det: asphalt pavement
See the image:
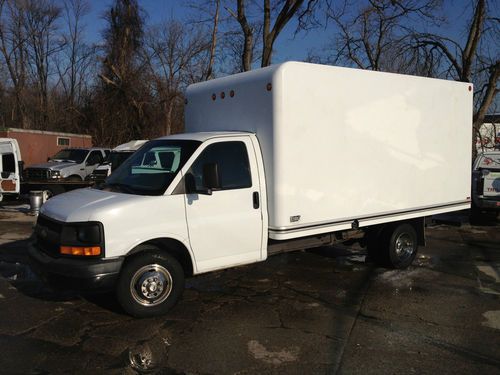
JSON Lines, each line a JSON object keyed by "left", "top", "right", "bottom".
{"left": 0, "top": 204, "right": 499, "bottom": 374}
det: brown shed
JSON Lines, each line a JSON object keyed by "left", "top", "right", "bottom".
{"left": 0, "top": 128, "right": 92, "bottom": 167}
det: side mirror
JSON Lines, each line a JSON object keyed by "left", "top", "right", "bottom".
{"left": 185, "top": 172, "right": 212, "bottom": 195}
{"left": 18, "top": 160, "right": 24, "bottom": 174}
{"left": 203, "top": 163, "right": 221, "bottom": 190}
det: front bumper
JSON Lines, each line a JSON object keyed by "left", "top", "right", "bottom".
{"left": 473, "top": 196, "right": 500, "bottom": 211}
{"left": 29, "top": 244, "right": 123, "bottom": 292}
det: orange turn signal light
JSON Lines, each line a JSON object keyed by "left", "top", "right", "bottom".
{"left": 60, "top": 246, "right": 101, "bottom": 256}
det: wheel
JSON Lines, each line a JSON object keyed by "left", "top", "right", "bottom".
{"left": 116, "top": 250, "right": 185, "bottom": 317}
{"left": 384, "top": 223, "right": 418, "bottom": 269}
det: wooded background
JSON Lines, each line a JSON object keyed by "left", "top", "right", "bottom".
{"left": 0, "top": 0, "right": 498, "bottom": 157}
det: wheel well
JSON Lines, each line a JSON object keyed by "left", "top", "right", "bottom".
{"left": 126, "top": 238, "right": 194, "bottom": 277}
{"left": 67, "top": 175, "right": 82, "bottom": 180}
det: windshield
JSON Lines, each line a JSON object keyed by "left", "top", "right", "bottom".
{"left": 101, "top": 139, "right": 200, "bottom": 195}
{"left": 108, "top": 151, "right": 134, "bottom": 172}
{"left": 477, "top": 154, "right": 500, "bottom": 171}
{"left": 51, "top": 149, "right": 88, "bottom": 163}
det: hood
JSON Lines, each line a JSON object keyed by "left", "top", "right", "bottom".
{"left": 28, "top": 161, "right": 77, "bottom": 170}
{"left": 40, "top": 188, "right": 151, "bottom": 222}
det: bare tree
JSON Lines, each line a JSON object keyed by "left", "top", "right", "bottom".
{"left": 94, "top": 0, "right": 151, "bottom": 145}
{"left": 0, "top": 0, "right": 29, "bottom": 128}
{"left": 206, "top": 0, "right": 220, "bottom": 79}
{"left": 143, "top": 20, "right": 211, "bottom": 135}
{"left": 226, "top": 0, "right": 319, "bottom": 71}
{"left": 413, "top": 0, "right": 499, "bottom": 157}
{"left": 53, "top": 0, "right": 95, "bottom": 132}
{"left": 23, "top": 0, "right": 62, "bottom": 129}
{"left": 322, "top": 0, "right": 440, "bottom": 73}
{"left": 225, "top": 0, "right": 255, "bottom": 71}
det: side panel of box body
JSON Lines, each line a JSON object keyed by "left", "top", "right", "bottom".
{"left": 273, "top": 62, "right": 472, "bottom": 230}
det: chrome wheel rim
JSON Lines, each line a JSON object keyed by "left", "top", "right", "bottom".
{"left": 394, "top": 233, "right": 415, "bottom": 260}
{"left": 130, "top": 264, "right": 173, "bottom": 307}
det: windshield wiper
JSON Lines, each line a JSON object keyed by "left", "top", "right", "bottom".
{"left": 103, "top": 182, "right": 136, "bottom": 194}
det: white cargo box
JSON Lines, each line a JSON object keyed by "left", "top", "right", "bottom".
{"left": 185, "top": 62, "right": 472, "bottom": 238}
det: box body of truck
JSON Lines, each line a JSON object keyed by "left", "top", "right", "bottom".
{"left": 186, "top": 62, "right": 472, "bottom": 239}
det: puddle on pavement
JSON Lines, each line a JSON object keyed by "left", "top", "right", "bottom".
{"left": 0, "top": 261, "right": 39, "bottom": 282}
{"left": 482, "top": 310, "right": 500, "bottom": 330}
{"left": 335, "top": 254, "right": 367, "bottom": 271}
{"left": 376, "top": 268, "right": 430, "bottom": 290}
{"left": 476, "top": 264, "right": 500, "bottom": 283}
{"left": 128, "top": 336, "right": 171, "bottom": 373}
{"left": 247, "top": 339, "right": 299, "bottom": 365}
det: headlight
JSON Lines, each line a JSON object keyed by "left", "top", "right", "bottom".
{"left": 60, "top": 222, "right": 104, "bottom": 256}
{"left": 50, "top": 170, "right": 61, "bottom": 178}
{"left": 77, "top": 225, "right": 101, "bottom": 243}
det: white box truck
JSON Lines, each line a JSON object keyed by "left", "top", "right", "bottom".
{"left": 29, "top": 62, "right": 472, "bottom": 317}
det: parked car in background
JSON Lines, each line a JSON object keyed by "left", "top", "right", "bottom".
{"left": 87, "top": 140, "right": 147, "bottom": 184}
{"left": 471, "top": 151, "right": 500, "bottom": 218}
{"left": 24, "top": 148, "right": 110, "bottom": 183}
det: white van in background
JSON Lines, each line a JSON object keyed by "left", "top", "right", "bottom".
{"left": 0, "top": 138, "right": 22, "bottom": 202}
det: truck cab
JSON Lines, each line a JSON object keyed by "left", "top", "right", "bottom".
{"left": 29, "top": 133, "right": 266, "bottom": 317}
{"left": 0, "top": 138, "right": 22, "bottom": 202}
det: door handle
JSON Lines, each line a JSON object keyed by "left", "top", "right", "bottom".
{"left": 252, "top": 191, "right": 260, "bottom": 209}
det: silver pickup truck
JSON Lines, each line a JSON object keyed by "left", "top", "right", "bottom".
{"left": 471, "top": 151, "right": 500, "bottom": 218}
{"left": 24, "top": 148, "right": 110, "bottom": 182}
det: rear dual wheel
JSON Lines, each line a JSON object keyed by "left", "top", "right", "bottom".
{"left": 368, "top": 223, "right": 418, "bottom": 269}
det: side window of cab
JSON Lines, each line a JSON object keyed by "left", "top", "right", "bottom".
{"left": 87, "top": 151, "right": 103, "bottom": 166}
{"left": 188, "top": 141, "right": 252, "bottom": 191}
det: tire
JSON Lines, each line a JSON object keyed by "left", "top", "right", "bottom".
{"left": 66, "top": 175, "right": 82, "bottom": 182}
{"left": 383, "top": 223, "right": 418, "bottom": 269}
{"left": 116, "top": 250, "right": 185, "bottom": 318}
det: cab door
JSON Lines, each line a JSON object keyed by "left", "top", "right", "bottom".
{"left": 0, "top": 140, "right": 20, "bottom": 197}
{"left": 183, "top": 137, "right": 264, "bottom": 273}
{"left": 83, "top": 150, "right": 104, "bottom": 177}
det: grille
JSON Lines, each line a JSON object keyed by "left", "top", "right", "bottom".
{"left": 25, "top": 168, "right": 50, "bottom": 180}
{"left": 35, "top": 214, "right": 62, "bottom": 257}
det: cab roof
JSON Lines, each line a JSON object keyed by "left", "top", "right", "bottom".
{"left": 157, "top": 131, "right": 254, "bottom": 142}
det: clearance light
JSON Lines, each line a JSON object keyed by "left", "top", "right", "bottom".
{"left": 211, "top": 93, "right": 216, "bottom": 101}
{"left": 266, "top": 83, "right": 272, "bottom": 91}
{"left": 60, "top": 246, "right": 101, "bottom": 256}
{"left": 220, "top": 91, "right": 225, "bottom": 99}
{"left": 230, "top": 90, "right": 235, "bottom": 97}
